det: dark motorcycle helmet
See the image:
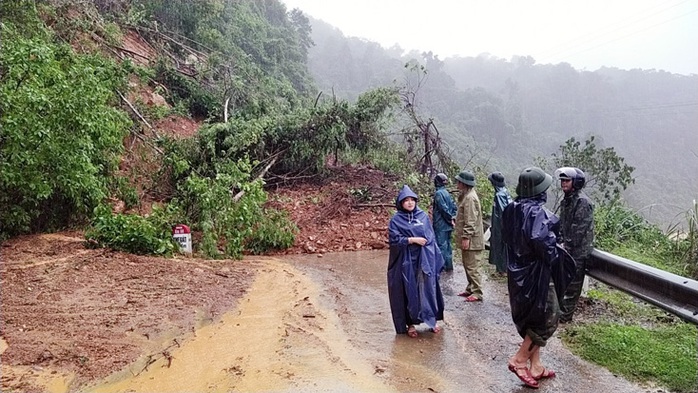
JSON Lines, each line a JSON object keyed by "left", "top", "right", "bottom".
{"left": 434, "top": 173, "right": 449, "bottom": 187}
{"left": 554, "top": 167, "right": 586, "bottom": 191}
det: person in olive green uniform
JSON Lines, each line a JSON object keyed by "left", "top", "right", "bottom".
{"left": 453, "top": 170, "right": 485, "bottom": 302}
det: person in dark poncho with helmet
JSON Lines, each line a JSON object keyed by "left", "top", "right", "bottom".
{"left": 501, "top": 167, "right": 576, "bottom": 389}
{"left": 554, "top": 167, "right": 595, "bottom": 323}
{"left": 387, "top": 185, "right": 445, "bottom": 338}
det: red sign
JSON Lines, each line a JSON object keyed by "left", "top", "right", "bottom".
{"left": 173, "top": 224, "right": 191, "bottom": 235}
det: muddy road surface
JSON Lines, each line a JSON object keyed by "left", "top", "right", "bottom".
{"left": 1, "top": 234, "right": 652, "bottom": 393}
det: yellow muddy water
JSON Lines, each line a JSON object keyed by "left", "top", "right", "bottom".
{"left": 83, "top": 258, "right": 396, "bottom": 393}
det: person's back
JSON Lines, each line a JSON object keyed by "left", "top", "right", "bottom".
{"left": 488, "top": 172, "right": 512, "bottom": 275}
{"left": 500, "top": 166, "right": 575, "bottom": 389}
{"left": 502, "top": 194, "right": 557, "bottom": 263}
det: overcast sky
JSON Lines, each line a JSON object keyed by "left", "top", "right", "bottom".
{"left": 281, "top": 0, "right": 698, "bottom": 75}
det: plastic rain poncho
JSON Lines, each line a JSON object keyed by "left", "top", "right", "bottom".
{"left": 501, "top": 193, "right": 576, "bottom": 343}
{"left": 387, "top": 185, "right": 444, "bottom": 333}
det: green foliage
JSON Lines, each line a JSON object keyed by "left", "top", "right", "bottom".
{"left": 475, "top": 171, "right": 495, "bottom": 220}
{"left": 85, "top": 205, "right": 179, "bottom": 256}
{"left": 669, "top": 199, "right": 698, "bottom": 279}
{"left": 245, "top": 209, "right": 297, "bottom": 254}
{"left": 346, "top": 87, "right": 400, "bottom": 152}
{"left": 546, "top": 136, "right": 635, "bottom": 204}
{"left": 0, "top": 17, "right": 130, "bottom": 239}
{"left": 172, "top": 159, "right": 266, "bottom": 259}
{"left": 562, "top": 322, "right": 697, "bottom": 392}
{"left": 594, "top": 202, "right": 694, "bottom": 276}
{"left": 126, "top": 0, "right": 315, "bottom": 122}
{"left": 586, "top": 287, "right": 674, "bottom": 322}
{"left": 0, "top": 0, "right": 43, "bottom": 30}
{"left": 594, "top": 202, "right": 663, "bottom": 249}
{"left": 109, "top": 177, "right": 140, "bottom": 210}
{"left": 153, "top": 62, "right": 219, "bottom": 119}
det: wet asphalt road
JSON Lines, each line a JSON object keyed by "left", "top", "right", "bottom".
{"left": 287, "top": 249, "right": 652, "bottom": 393}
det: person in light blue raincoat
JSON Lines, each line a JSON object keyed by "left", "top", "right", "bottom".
{"left": 432, "top": 173, "right": 457, "bottom": 272}
{"left": 387, "top": 185, "right": 445, "bottom": 338}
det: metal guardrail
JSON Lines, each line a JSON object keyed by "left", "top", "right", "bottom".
{"left": 587, "top": 248, "right": 698, "bottom": 325}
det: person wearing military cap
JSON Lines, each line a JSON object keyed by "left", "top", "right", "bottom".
{"left": 453, "top": 170, "right": 485, "bottom": 302}
{"left": 487, "top": 171, "right": 512, "bottom": 276}
{"left": 501, "top": 167, "right": 576, "bottom": 388}
{"left": 554, "top": 167, "right": 595, "bottom": 323}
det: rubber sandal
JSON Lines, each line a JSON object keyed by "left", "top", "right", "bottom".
{"left": 431, "top": 326, "right": 442, "bottom": 334}
{"left": 464, "top": 295, "right": 482, "bottom": 302}
{"left": 457, "top": 291, "right": 472, "bottom": 297}
{"left": 532, "top": 368, "right": 556, "bottom": 380}
{"left": 508, "top": 363, "right": 539, "bottom": 389}
{"left": 407, "top": 326, "right": 418, "bottom": 338}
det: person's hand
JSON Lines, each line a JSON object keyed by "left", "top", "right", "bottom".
{"left": 461, "top": 238, "right": 470, "bottom": 250}
{"left": 410, "top": 237, "right": 427, "bottom": 246}
{"left": 451, "top": 218, "right": 456, "bottom": 227}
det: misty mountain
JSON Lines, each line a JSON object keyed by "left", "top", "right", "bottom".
{"left": 303, "top": 16, "right": 698, "bottom": 229}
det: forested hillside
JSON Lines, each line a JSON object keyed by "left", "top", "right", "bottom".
{"left": 0, "top": 0, "right": 401, "bottom": 253}
{"left": 306, "top": 16, "right": 698, "bottom": 229}
{"left": 1, "top": 0, "right": 696, "bottom": 265}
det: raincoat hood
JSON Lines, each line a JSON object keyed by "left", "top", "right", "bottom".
{"left": 395, "top": 185, "right": 419, "bottom": 211}
{"left": 388, "top": 185, "right": 445, "bottom": 334}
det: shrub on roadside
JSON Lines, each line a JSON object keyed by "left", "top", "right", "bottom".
{"left": 244, "top": 209, "right": 297, "bottom": 255}
{"left": 85, "top": 204, "right": 179, "bottom": 256}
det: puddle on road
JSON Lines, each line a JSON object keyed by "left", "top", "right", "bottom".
{"left": 84, "top": 258, "right": 397, "bottom": 393}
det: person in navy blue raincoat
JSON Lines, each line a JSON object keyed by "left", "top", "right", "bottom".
{"left": 387, "top": 185, "right": 445, "bottom": 338}
{"left": 501, "top": 167, "right": 576, "bottom": 388}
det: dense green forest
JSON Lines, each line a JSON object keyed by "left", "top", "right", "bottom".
{"left": 1, "top": 0, "right": 401, "bottom": 256}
